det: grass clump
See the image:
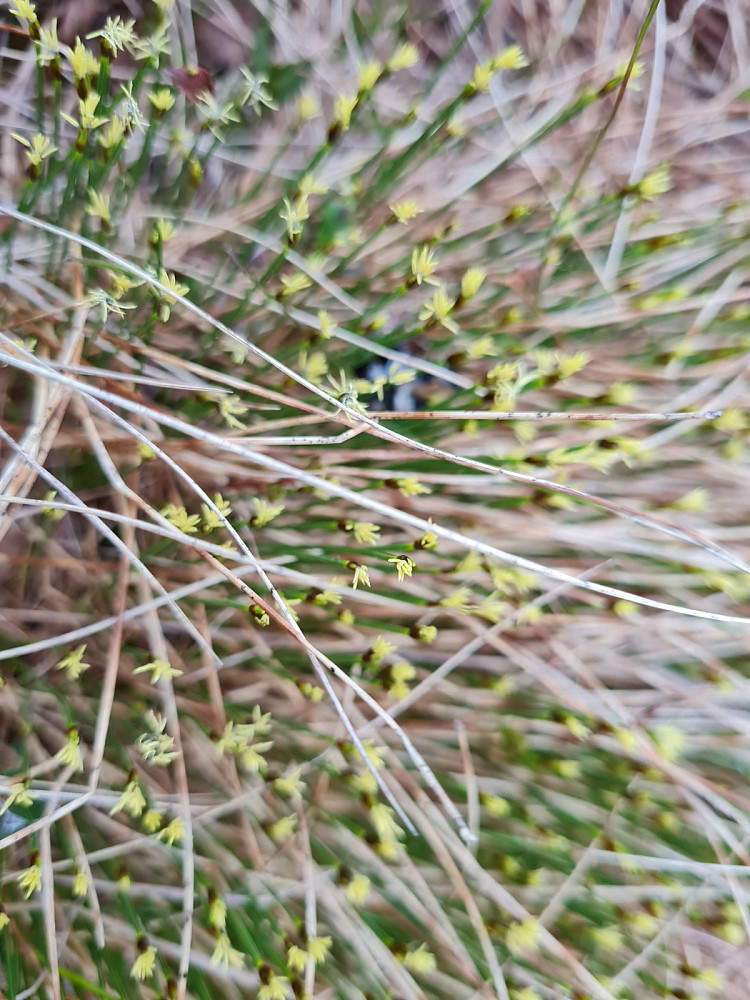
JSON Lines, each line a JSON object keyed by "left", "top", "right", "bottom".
{"left": 1, "top": 1, "right": 749, "bottom": 999}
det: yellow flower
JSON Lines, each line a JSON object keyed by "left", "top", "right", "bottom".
{"left": 110, "top": 778, "right": 146, "bottom": 818}
{"left": 134, "top": 657, "right": 182, "bottom": 683}
{"left": 723, "top": 438, "right": 745, "bottom": 460}
{"left": 394, "top": 476, "right": 430, "bottom": 496}
{"left": 506, "top": 917, "right": 540, "bottom": 953}
{"left": 152, "top": 218, "right": 175, "bottom": 242}
{"left": 401, "top": 943, "right": 436, "bottom": 974}
{"left": 9, "top": 0, "right": 38, "bottom": 25}
{"left": 612, "top": 58, "right": 645, "bottom": 88}
{"left": 470, "top": 595, "right": 509, "bottom": 623}
{"left": 55, "top": 729, "right": 83, "bottom": 771}
{"left": 466, "top": 335, "right": 494, "bottom": 360}
{"left": 251, "top": 497, "right": 284, "bottom": 527}
{"left": 492, "top": 45, "right": 528, "bottom": 70}
{"left": 455, "top": 550, "right": 482, "bottom": 574}
{"left": 606, "top": 380, "right": 636, "bottom": 405}
{"left": 413, "top": 625, "right": 437, "bottom": 643}
{"left": 718, "top": 921, "right": 744, "bottom": 945}
{"left": 155, "top": 268, "right": 189, "bottom": 320}
{"left": 344, "top": 873, "right": 370, "bottom": 905}
{"left": 551, "top": 759, "right": 580, "bottom": 780}
{"left": 208, "top": 895, "right": 227, "bottom": 930}
{"left": 419, "top": 284, "right": 459, "bottom": 333}
{"left": 158, "top": 268, "right": 189, "bottom": 303}
{"left": 447, "top": 114, "right": 465, "bottom": 137}
{"left": 10, "top": 132, "right": 56, "bottom": 167}
{"left": 86, "top": 189, "right": 111, "bottom": 224}
{"left": 317, "top": 308, "right": 334, "bottom": 338}
{"left": 273, "top": 767, "right": 305, "bottom": 799}
{"left": 215, "top": 721, "right": 246, "bottom": 755}
{"left": 257, "top": 973, "right": 290, "bottom": 1000}
{"left": 210, "top": 932, "right": 244, "bottom": 969}
{"left": 38, "top": 20, "right": 60, "bottom": 65}
{"left": 482, "top": 793, "right": 511, "bottom": 817}
{"left": 160, "top": 503, "right": 200, "bottom": 534}
{"left": 280, "top": 272, "right": 312, "bottom": 296}
{"left": 358, "top": 61, "right": 382, "bottom": 92}
{"left": 0, "top": 912, "right": 10, "bottom": 931}
{"left": 286, "top": 944, "right": 307, "bottom": 974}
{"left": 296, "top": 92, "right": 321, "bottom": 120}
{"left": 638, "top": 164, "right": 671, "bottom": 200}
{"left": 695, "top": 968, "right": 723, "bottom": 989}
{"left": 469, "top": 59, "right": 495, "bottom": 93}
{"left": 142, "top": 808, "right": 163, "bottom": 833}
{"left": 17, "top": 861, "right": 42, "bottom": 898}
{"left": 591, "top": 926, "right": 624, "bottom": 952}
{"left": 40, "top": 488, "right": 64, "bottom": 521}
{"left": 375, "top": 836, "right": 401, "bottom": 861}
{"left": 358, "top": 739, "right": 386, "bottom": 768}
{"left": 348, "top": 521, "right": 379, "bottom": 544}
{"left": 298, "top": 348, "right": 327, "bottom": 381}
{"left": 370, "top": 803, "right": 403, "bottom": 840}
{"left": 56, "top": 644, "right": 90, "bottom": 680}
{"left": 390, "top": 364, "right": 416, "bottom": 386}
{"left": 651, "top": 724, "right": 685, "bottom": 761}
{"left": 368, "top": 635, "right": 396, "bottom": 662}
{"left": 217, "top": 396, "right": 248, "bottom": 429}
{"left": 389, "top": 199, "right": 422, "bottom": 224}
{"left": 628, "top": 912, "right": 658, "bottom": 936}
{"left": 73, "top": 868, "right": 89, "bottom": 897}
{"left": 130, "top": 944, "right": 157, "bottom": 980}
{"left": 388, "top": 555, "right": 415, "bottom": 582}
{"left": 68, "top": 37, "right": 98, "bottom": 79}
{"left": 713, "top": 407, "right": 746, "bottom": 433}
{"left": 109, "top": 272, "right": 142, "bottom": 299}
{"left": 157, "top": 816, "right": 185, "bottom": 845}
{"left": 350, "top": 563, "right": 371, "bottom": 590}
{"left": 149, "top": 87, "right": 175, "bottom": 112}
{"left": 388, "top": 43, "right": 419, "bottom": 71}
{"left": 491, "top": 675, "right": 515, "bottom": 698}
{"left": 280, "top": 195, "right": 309, "bottom": 241}
{"left": 414, "top": 528, "right": 437, "bottom": 550}
{"left": 268, "top": 814, "right": 296, "bottom": 840}
{"left": 201, "top": 493, "right": 232, "bottom": 532}
{"left": 564, "top": 715, "right": 591, "bottom": 741}
{"left": 64, "top": 93, "right": 108, "bottom": 131}
{"left": 350, "top": 769, "right": 378, "bottom": 795}
{"left": 333, "top": 93, "right": 358, "bottom": 131}
{"left": 307, "top": 935, "right": 332, "bottom": 963}
{"left": 391, "top": 661, "right": 415, "bottom": 685}
{"left": 98, "top": 115, "right": 127, "bottom": 150}
{"left": 460, "top": 267, "right": 485, "bottom": 300}
{"left": 555, "top": 351, "right": 590, "bottom": 379}
{"left": 0, "top": 782, "right": 34, "bottom": 815}
{"left": 410, "top": 245, "right": 440, "bottom": 286}
{"left": 671, "top": 488, "right": 709, "bottom": 512}
{"left": 312, "top": 589, "right": 341, "bottom": 606}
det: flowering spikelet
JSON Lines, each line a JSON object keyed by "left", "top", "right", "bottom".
{"left": 130, "top": 943, "right": 157, "bottom": 980}
{"left": 401, "top": 943, "right": 436, "bottom": 974}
